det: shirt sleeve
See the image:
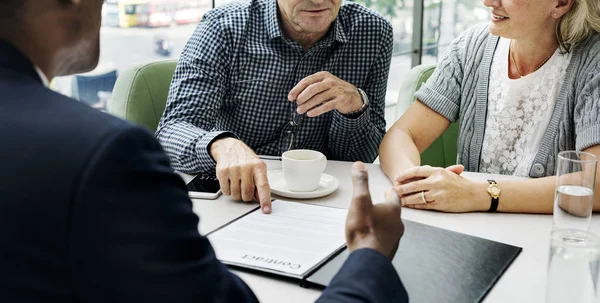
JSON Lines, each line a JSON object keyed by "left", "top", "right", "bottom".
{"left": 575, "top": 69, "right": 600, "bottom": 151}
{"left": 156, "top": 18, "right": 236, "bottom": 175}
{"left": 414, "top": 29, "right": 473, "bottom": 123}
{"left": 327, "top": 22, "right": 392, "bottom": 163}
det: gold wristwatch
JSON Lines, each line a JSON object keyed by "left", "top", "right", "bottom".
{"left": 486, "top": 180, "right": 501, "bottom": 212}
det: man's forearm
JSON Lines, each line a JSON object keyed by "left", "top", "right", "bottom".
{"left": 156, "top": 121, "right": 231, "bottom": 174}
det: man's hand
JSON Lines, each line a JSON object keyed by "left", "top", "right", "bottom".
{"left": 288, "top": 71, "right": 364, "bottom": 117}
{"left": 345, "top": 162, "right": 404, "bottom": 260}
{"left": 210, "top": 137, "right": 272, "bottom": 214}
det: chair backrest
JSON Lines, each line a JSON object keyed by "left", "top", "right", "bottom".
{"left": 108, "top": 60, "right": 177, "bottom": 132}
{"left": 395, "top": 64, "right": 459, "bottom": 168}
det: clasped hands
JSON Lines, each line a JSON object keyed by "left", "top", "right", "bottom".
{"left": 391, "top": 165, "right": 489, "bottom": 213}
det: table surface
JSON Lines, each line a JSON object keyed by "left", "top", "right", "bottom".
{"left": 185, "top": 160, "right": 600, "bottom": 303}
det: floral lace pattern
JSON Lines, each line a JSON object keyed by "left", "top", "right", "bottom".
{"left": 480, "top": 38, "right": 571, "bottom": 176}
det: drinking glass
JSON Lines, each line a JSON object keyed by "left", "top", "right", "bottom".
{"left": 553, "top": 151, "right": 598, "bottom": 232}
{"left": 546, "top": 229, "right": 600, "bottom": 303}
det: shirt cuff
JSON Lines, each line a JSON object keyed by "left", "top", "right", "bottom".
{"left": 415, "top": 86, "right": 460, "bottom": 122}
{"left": 333, "top": 106, "right": 370, "bottom": 130}
{"left": 576, "top": 124, "right": 600, "bottom": 151}
{"left": 195, "top": 131, "right": 238, "bottom": 175}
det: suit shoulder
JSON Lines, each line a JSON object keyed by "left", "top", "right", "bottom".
{"left": 35, "top": 88, "right": 153, "bottom": 157}
{"left": 53, "top": 91, "right": 133, "bottom": 134}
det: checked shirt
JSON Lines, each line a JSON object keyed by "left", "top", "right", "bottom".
{"left": 156, "top": 0, "right": 393, "bottom": 176}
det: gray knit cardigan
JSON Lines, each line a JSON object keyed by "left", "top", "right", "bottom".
{"left": 415, "top": 24, "right": 600, "bottom": 177}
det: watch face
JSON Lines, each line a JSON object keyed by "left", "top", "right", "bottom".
{"left": 489, "top": 185, "right": 501, "bottom": 196}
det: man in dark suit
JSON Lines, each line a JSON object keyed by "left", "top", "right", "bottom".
{"left": 0, "top": 0, "right": 409, "bottom": 302}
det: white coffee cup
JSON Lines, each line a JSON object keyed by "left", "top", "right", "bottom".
{"left": 282, "top": 150, "right": 327, "bottom": 192}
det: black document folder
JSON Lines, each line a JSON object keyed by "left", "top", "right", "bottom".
{"left": 304, "top": 220, "right": 522, "bottom": 303}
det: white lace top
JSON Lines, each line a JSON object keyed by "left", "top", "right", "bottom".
{"left": 480, "top": 38, "right": 572, "bottom": 176}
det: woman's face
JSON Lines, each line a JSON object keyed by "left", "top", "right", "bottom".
{"left": 482, "top": 0, "right": 558, "bottom": 40}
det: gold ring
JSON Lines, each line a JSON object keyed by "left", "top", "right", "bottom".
{"left": 421, "top": 191, "right": 427, "bottom": 204}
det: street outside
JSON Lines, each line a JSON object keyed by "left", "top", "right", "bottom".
{"left": 98, "top": 24, "right": 198, "bottom": 72}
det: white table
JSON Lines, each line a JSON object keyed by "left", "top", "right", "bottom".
{"left": 187, "top": 160, "right": 600, "bottom": 303}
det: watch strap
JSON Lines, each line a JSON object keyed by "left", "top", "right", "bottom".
{"left": 487, "top": 179, "right": 499, "bottom": 212}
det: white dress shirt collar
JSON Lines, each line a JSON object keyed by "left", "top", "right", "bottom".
{"left": 34, "top": 66, "right": 50, "bottom": 88}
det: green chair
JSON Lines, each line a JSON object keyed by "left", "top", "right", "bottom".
{"left": 394, "top": 64, "right": 459, "bottom": 168}
{"left": 109, "top": 60, "right": 178, "bottom": 132}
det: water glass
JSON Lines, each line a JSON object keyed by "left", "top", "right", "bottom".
{"left": 546, "top": 229, "right": 600, "bottom": 303}
{"left": 553, "top": 151, "right": 598, "bottom": 232}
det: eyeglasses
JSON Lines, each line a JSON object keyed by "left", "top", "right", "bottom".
{"left": 286, "top": 105, "right": 305, "bottom": 151}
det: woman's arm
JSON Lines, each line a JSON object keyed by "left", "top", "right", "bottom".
{"left": 499, "top": 145, "right": 600, "bottom": 213}
{"left": 379, "top": 100, "right": 450, "bottom": 181}
{"left": 394, "top": 145, "right": 600, "bottom": 213}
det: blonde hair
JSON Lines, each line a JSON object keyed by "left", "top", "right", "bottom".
{"left": 557, "top": 0, "right": 600, "bottom": 52}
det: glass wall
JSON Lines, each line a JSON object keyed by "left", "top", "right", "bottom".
{"left": 421, "top": 0, "right": 489, "bottom": 66}
{"left": 52, "top": 0, "right": 489, "bottom": 116}
{"left": 350, "top": 0, "right": 488, "bottom": 126}
{"left": 52, "top": 0, "right": 211, "bottom": 110}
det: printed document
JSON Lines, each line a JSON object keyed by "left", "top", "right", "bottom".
{"left": 207, "top": 201, "right": 347, "bottom": 277}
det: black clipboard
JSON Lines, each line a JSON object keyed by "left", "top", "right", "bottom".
{"left": 304, "top": 220, "right": 522, "bottom": 303}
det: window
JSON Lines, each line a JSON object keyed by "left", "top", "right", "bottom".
{"left": 421, "top": 0, "right": 490, "bottom": 66}
{"left": 52, "top": 0, "right": 488, "bottom": 118}
{"left": 52, "top": 0, "right": 211, "bottom": 110}
{"left": 351, "top": 0, "right": 488, "bottom": 126}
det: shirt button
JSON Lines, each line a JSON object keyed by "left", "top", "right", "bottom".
{"left": 532, "top": 163, "right": 545, "bottom": 176}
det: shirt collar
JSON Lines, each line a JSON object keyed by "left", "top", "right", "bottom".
{"left": 266, "top": 0, "right": 282, "bottom": 40}
{"left": 266, "top": 0, "right": 348, "bottom": 45}
{"left": 332, "top": 14, "right": 348, "bottom": 44}
{"left": 34, "top": 66, "right": 50, "bottom": 88}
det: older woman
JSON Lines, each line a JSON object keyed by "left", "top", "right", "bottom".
{"left": 379, "top": 0, "right": 600, "bottom": 213}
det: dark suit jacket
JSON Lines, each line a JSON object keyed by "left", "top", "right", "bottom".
{"left": 0, "top": 40, "right": 408, "bottom": 302}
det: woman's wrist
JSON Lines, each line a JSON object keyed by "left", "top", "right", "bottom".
{"left": 470, "top": 179, "right": 493, "bottom": 212}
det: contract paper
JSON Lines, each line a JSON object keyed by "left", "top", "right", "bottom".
{"left": 207, "top": 200, "right": 347, "bottom": 277}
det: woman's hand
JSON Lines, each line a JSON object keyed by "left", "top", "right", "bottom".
{"left": 392, "top": 165, "right": 490, "bottom": 213}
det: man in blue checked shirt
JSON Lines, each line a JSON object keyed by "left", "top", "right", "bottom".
{"left": 157, "top": 0, "right": 393, "bottom": 212}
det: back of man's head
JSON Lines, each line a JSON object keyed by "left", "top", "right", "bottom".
{"left": 0, "top": 0, "right": 104, "bottom": 79}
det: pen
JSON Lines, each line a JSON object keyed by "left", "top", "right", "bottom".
{"left": 258, "top": 155, "right": 282, "bottom": 161}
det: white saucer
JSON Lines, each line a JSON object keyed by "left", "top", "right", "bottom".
{"left": 268, "top": 171, "right": 340, "bottom": 199}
